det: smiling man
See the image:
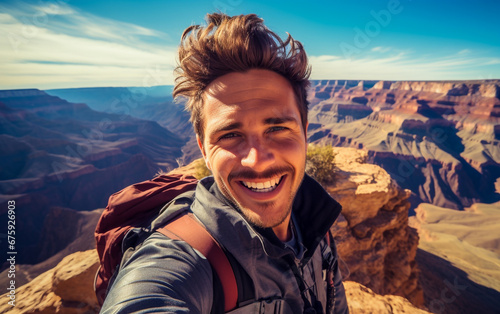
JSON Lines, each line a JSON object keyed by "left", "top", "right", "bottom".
{"left": 101, "top": 13, "right": 348, "bottom": 314}
{"left": 201, "top": 69, "right": 307, "bottom": 241}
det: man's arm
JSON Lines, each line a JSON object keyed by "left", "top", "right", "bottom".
{"left": 100, "top": 232, "right": 214, "bottom": 313}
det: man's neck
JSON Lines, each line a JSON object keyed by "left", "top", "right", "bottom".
{"left": 272, "top": 215, "right": 292, "bottom": 242}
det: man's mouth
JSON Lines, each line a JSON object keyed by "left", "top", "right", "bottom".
{"left": 240, "top": 175, "right": 284, "bottom": 193}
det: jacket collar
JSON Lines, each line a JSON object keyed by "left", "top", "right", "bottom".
{"left": 190, "top": 174, "right": 342, "bottom": 262}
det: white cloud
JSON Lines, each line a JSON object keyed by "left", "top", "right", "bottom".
{"left": 309, "top": 50, "right": 500, "bottom": 81}
{"left": 371, "top": 46, "right": 391, "bottom": 53}
{"left": 483, "top": 58, "right": 500, "bottom": 65}
{"left": 34, "top": 2, "right": 75, "bottom": 15}
{"left": 0, "top": 2, "right": 177, "bottom": 89}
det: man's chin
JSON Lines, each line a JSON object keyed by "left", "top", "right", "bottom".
{"left": 236, "top": 201, "right": 291, "bottom": 229}
{"left": 216, "top": 178, "right": 293, "bottom": 228}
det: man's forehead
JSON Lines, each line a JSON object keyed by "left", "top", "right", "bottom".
{"left": 205, "top": 104, "right": 300, "bottom": 126}
{"left": 201, "top": 69, "right": 301, "bottom": 134}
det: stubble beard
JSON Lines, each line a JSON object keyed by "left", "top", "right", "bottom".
{"left": 216, "top": 166, "right": 304, "bottom": 229}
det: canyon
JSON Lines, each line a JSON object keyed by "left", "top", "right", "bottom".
{"left": 1, "top": 79, "right": 499, "bottom": 313}
{"left": 307, "top": 79, "right": 500, "bottom": 211}
{"left": 0, "top": 89, "right": 186, "bottom": 266}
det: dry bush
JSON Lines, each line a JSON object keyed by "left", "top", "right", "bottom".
{"left": 193, "top": 158, "right": 212, "bottom": 179}
{"left": 306, "top": 144, "right": 337, "bottom": 185}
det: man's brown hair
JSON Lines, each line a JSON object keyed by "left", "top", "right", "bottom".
{"left": 173, "top": 13, "right": 311, "bottom": 142}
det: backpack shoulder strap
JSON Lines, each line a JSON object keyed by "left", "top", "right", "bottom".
{"left": 157, "top": 212, "right": 238, "bottom": 312}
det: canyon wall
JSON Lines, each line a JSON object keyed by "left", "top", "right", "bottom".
{"left": 327, "top": 147, "right": 423, "bottom": 306}
{"left": 0, "top": 89, "right": 186, "bottom": 266}
{"left": 308, "top": 79, "right": 500, "bottom": 210}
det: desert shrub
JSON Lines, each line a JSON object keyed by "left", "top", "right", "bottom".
{"left": 306, "top": 144, "right": 337, "bottom": 185}
{"left": 193, "top": 158, "right": 212, "bottom": 179}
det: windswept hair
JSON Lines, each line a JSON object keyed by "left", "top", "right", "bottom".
{"left": 173, "top": 13, "right": 311, "bottom": 142}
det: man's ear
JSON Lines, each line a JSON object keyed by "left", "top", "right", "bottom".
{"left": 304, "top": 122, "right": 309, "bottom": 152}
{"left": 197, "top": 135, "right": 211, "bottom": 170}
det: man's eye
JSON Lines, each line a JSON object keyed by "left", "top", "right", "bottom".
{"left": 268, "top": 126, "right": 286, "bottom": 133}
{"left": 219, "top": 133, "right": 239, "bottom": 140}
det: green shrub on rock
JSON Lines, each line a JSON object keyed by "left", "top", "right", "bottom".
{"left": 306, "top": 144, "right": 337, "bottom": 185}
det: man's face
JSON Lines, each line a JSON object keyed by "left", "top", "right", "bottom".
{"left": 198, "top": 69, "right": 308, "bottom": 230}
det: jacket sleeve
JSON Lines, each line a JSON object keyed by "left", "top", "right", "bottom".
{"left": 100, "top": 232, "right": 214, "bottom": 314}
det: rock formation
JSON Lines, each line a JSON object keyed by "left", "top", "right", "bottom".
{"left": 345, "top": 281, "right": 430, "bottom": 313}
{"left": 0, "top": 89, "right": 186, "bottom": 267}
{"left": 46, "top": 86, "right": 193, "bottom": 137}
{"left": 307, "top": 79, "right": 500, "bottom": 211}
{"left": 327, "top": 147, "right": 423, "bottom": 307}
{"left": 0, "top": 250, "right": 100, "bottom": 314}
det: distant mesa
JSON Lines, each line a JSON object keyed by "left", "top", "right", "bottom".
{"left": 307, "top": 79, "right": 500, "bottom": 211}
{"left": 0, "top": 89, "right": 186, "bottom": 267}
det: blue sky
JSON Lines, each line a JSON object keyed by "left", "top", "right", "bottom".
{"left": 1, "top": 0, "right": 499, "bottom": 89}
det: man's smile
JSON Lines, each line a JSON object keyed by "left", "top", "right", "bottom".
{"left": 240, "top": 175, "right": 284, "bottom": 193}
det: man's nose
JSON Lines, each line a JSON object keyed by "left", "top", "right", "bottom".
{"left": 240, "top": 139, "right": 275, "bottom": 171}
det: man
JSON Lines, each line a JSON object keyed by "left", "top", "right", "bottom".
{"left": 101, "top": 13, "right": 348, "bottom": 313}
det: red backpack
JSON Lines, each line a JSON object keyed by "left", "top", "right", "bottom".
{"left": 94, "top": 174, "right": 238, "bottom": 311}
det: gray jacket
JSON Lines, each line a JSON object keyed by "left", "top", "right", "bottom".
{"left": 101, "top": 175, "right": 348, "bottom": 313}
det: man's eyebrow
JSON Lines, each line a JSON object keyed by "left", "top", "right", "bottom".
{"left": 210, "top": 117, "right": 298, "bottom": 136}
{"left": 211, "top": 122, "right": 242, "bottom": 135}
{"left": 264, "top": 116, "right": 298, "bottom": 125}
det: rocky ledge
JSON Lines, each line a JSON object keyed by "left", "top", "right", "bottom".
{"left": 0, "top": 250, "right": 100, "bottom": 313}
{"left": 328, "top": 147, "right": 423, "bottom": 306}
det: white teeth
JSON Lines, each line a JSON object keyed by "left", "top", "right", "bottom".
{"left": 241, "top": 176, "right": 282, "bottom": 193}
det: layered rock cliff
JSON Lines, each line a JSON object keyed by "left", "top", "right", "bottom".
{"left": 308, "top": 79, "right": 500, "bottom": 210}
{"left": 0, "top": 89, "right": 186, "bottom": 266}
{"left": 327, "top": 147, "right": 423, "bottom": 306}
{"left": 0, "top": 207, "right": 103, "bottom": 290}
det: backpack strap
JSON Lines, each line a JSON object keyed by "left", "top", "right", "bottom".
{"left": 157, "top": 212, "right": 238, "bottom": 312}
{"left": 324, "top": 230, "right": 335, "bottom": 313}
